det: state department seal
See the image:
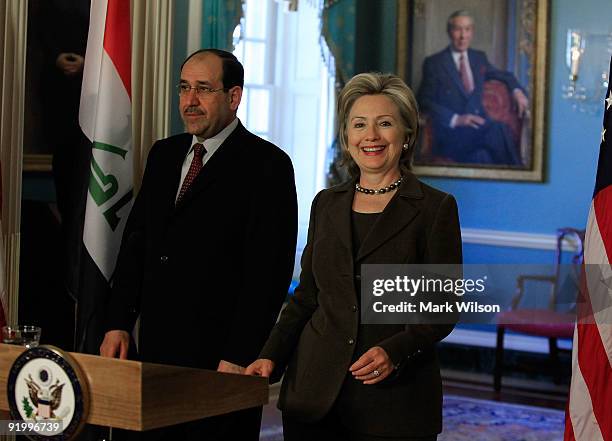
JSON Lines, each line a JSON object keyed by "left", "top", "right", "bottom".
{"left": 7, "top": 345, "right": 89, "bottom": 440}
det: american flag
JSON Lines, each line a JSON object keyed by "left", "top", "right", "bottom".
{"left": 564, "top": 56, "right": 612, "bottom": 441}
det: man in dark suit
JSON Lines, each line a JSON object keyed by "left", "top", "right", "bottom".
{"left": 100, "top": 49, "right": 298, "bottom": 440}
{"left": 418, "top": 10, "right": 529, "bottom": 165}
{"left": 37, "top": 0, "right": 91, "bottom": 302}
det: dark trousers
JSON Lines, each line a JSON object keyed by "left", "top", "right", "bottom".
{"left": 282, "top": 413, "right": 437, "bottom": 441}
{"left": 436, "top": 119, "right": 520, "bottom": 166}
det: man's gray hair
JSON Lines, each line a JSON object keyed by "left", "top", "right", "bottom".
{"left": 447, "top": 10, "right": 474, "bottom": 34}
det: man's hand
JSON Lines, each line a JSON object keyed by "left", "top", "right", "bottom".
{"left": 56, "top": 52, "right": 84, "bottom": 76}
{"left": 217, "top": 360, "right": 246, "bottom": 374}
{"left": 100, "top": 330, "right": 130, "bottom": 359}
{"left": 349, "top": 346, "right": 395, "bottom": 385}
{"left": 455, "top": 113, "right": 486, "bottom": 129}
{"left": 513, "top": 89, "right": 529, "bottom": 118}
{"left": 245, "top": 359, "right": 275, "bottom": 377}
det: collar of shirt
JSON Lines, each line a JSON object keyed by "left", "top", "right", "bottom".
{"left": 176, "top": 118, "right": 240, "bottom": 201}
{"left": 186, "top": 117, "right": 240, "bottom": 164}
{"left": 451, "top": 49, "right": 469, "bottom": 69}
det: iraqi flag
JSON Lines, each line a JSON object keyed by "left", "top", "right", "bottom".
{"left": 564, "top": 56, "right": 612, "bottom": 441}
{"left": 77, "top": 0, "right": 133, "bottom": 352}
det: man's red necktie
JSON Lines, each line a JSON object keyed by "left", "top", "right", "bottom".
{"left": 177, "top": 143, "right": 206, "bottom": 203}
{"left": 459, "top": 53, "right": 473, "bottom": 94}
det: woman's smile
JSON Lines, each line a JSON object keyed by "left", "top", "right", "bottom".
{"left": 361, "top": 145, "right": 387, "bottom": 155}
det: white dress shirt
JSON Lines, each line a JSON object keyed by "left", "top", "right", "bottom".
{"left": 176, "top": 117, "right": 239, "bottom": 200}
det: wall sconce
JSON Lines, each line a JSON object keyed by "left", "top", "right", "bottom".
{"left": 562, "top": 29, "right": 612, "bottom": 113}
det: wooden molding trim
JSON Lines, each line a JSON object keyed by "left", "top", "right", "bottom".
{"left": 443, "top": 327, "right": 572, "bottom": 353}
{"left": 1, "top": 0, "right": 27, "bottom": 329}
{"left": 5, "top": 234, "right": 20, "bottom": 326}
{"left": 131, "top": 0, "right": 174, "bottom": 187}
{"left": 22, "top": 154, "right": 52, "bottom": 172}
{"left": 461, "top": 228, "right": 580, "bottom": 252}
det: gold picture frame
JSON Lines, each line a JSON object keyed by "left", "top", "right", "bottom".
{"left": 24, "top": 154, "right": 52, "bottom": 172}
{"left": 397, "top": 0, "right": 549, "bottom": 181}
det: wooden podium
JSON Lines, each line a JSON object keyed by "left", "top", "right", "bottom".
{"left": 0, "top": 344, "right": 268, "bottom": 431}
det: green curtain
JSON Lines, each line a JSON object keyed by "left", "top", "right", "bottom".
{"left": 321, "top": 0, "right": 356, "bottom": 186}
{"left": 201, "top": 0, "right": 243, "bottom": 51}
{"left": 322, "top": 0, "right": 356, "bottom": 86}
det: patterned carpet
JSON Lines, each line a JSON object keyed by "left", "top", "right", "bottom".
{"left": 440, "top": 395, "right": 564, "bottom": 441}
{"left": 260, "top": 395, "right": 565, "bottom": 441}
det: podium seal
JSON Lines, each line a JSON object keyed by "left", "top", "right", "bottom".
{"left": 7, "top": 345, "right": 89, "bottom": 440}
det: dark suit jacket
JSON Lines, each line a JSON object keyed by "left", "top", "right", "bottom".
{"left": 105, "top": 122, "right": 298, "bottom": 370}
{"left": 259, "top": 174, "right": 462, "bottom": 437}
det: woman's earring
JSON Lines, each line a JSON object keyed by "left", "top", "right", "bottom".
{"left": 402, "top": 143, "right": 409, "bottom": 151}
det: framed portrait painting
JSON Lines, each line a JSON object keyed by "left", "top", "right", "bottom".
{"left": 396, "top": 0, "right": 548, "bottom": 181}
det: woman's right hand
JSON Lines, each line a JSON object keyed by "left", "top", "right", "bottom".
{"left": 245, "top": 359, "right": 275, "bottom": 377}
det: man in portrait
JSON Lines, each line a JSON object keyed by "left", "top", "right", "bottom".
{"left": 417, "top": 10, "right": 529, "bottom": 165}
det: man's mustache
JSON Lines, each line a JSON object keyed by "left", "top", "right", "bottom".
{"left": 183, "top": 106, "right": 204, "bottom": 114}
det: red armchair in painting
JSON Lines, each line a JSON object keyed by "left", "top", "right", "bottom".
{"left": 416, "top": 79, "right": 524, "bottom": 164}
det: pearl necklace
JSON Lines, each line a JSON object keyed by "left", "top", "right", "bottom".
{"left": 355, "top": 176, "right": 403, "bottom": 195}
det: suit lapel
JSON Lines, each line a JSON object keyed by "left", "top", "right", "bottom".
{"left": 174, "top": 122, "right": 246, "bottom": 212}
{"left": 468, "top": 49, "right": 484, "bottom": 93}
{"left": 327, "top": 180, "right": 355, "bottom": 257}
{"left": 158, "top": 135, "right": 191, "bottom": 220}
{"left": 356, "top": 173, "right": 424, "bottom": 262}
{"left": 442, "top": 47, "right": 468, "bottom": 98}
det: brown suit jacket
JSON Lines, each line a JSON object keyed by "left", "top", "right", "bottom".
{"left": 259, "top": 173, "right": 462, "bottom": 437}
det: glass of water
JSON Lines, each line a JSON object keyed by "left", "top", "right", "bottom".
{"left": 2, "top": 325, "right": 42, "bottom": 348}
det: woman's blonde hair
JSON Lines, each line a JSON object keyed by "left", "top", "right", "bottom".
{"left": 337, "top": 72, "right": 420, "bottom": 177}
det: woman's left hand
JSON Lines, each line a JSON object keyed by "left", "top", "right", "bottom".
{"left": 349, "top": 346, "right": 394, "bottom": 384}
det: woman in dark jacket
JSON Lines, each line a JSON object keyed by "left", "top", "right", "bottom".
{"left": 246, "top": 72, "right": 462, "bottom": 441}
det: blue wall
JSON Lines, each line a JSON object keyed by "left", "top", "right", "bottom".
{"left": 423, "top": 0, "right": 606, "bottom": 238}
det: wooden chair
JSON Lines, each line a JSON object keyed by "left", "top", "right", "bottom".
{"left": 493, "top": 227, "right": 585, "bottom": 391}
